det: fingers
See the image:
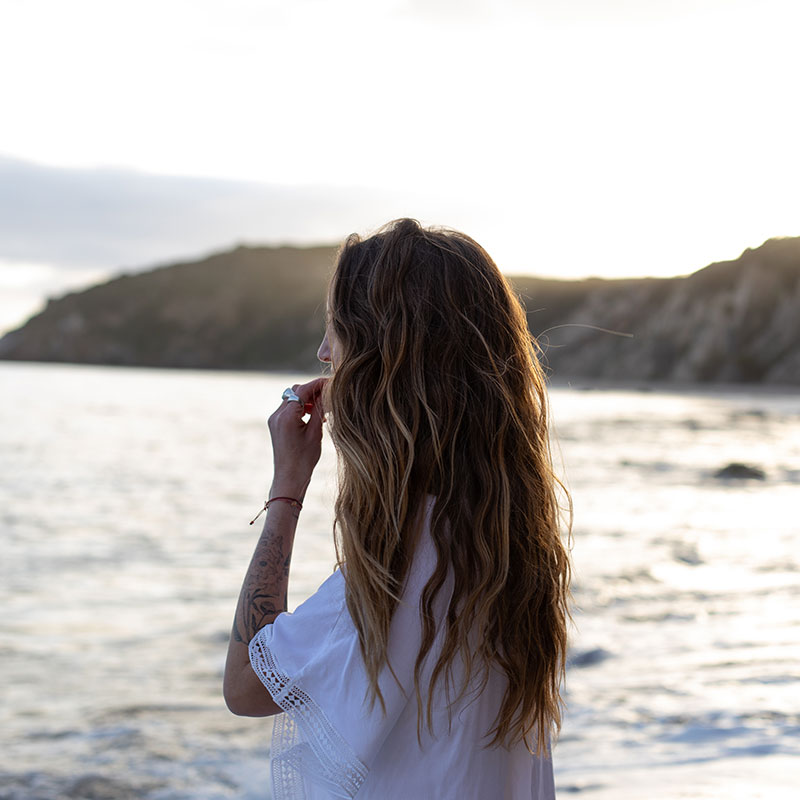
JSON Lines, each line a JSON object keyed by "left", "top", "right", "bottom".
{"left": 294, "top": 377, "right": 329, "bottom": 404}
{"left": 273, "top": 378, "right": 329, "bottom": 429}
{"left": 305, "top": 393, "right": 324, "bottom": 436}
{"left": 274, "top": 378, "right": 329, "bottom": 430}
{"left": 302, "top": 380, "right": 325, "bottom": 425}
{"left": 292, "top": 378, "right": 329, "bottom": 422}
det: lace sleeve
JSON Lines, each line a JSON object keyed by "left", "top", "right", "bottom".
{"left": 249, "top": 625, "right": 368, "bottom": 800}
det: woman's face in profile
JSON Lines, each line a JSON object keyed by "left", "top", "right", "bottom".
{"left": 317, "top": 295, "right": 341, "bottom": 370}
{"left": 317, "top": 330, "right": 338, "bottom": 369}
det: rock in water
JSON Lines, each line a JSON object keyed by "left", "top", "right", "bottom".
{"left": 568, "top": 647, "right": 613, "bottom": 668}
{"left": 673, "top": 541, "right": 703, "bottom": 565}
{"left": 713, "top": 462, "right": 766, "bottom": 480}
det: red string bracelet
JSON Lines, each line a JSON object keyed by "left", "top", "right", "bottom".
{"left": 249, "top": 496, "right": 303, "bottom": 525}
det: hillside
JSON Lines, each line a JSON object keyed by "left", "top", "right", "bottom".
{"left": 1, "top": 238, "right": 799, "bottom": 384}
{"left": 0, "top": 245, "right": 337, "bottom": 371}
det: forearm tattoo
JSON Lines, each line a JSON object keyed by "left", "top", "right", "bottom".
{"left": 232, "top": 516, "right": 295, "bottom": 644}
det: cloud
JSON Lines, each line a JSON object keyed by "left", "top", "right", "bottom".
{"left": 0, "top": 154, "right": 488, "bottom": 334}
{"left": 398, "top": 0, "right": 751, "bottom": 24}
{"left": 0, "top": 154, "right": 446, "bottom": 273}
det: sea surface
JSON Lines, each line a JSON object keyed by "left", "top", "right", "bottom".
{"left": 1, "top": 362, "right": 798, "bottom": 800}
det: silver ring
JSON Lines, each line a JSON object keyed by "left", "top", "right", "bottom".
{"left": 282, "top": 387, "right": 302, "bottom": 404}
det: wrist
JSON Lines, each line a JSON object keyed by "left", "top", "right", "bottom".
{"left": 269, "top": 479, "right": 308, "bottom": 503}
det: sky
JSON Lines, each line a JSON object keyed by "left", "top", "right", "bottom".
{"left": 2, "top": 0, "right": 800, "bottom": 334}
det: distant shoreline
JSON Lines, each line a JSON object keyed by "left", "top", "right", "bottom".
{"left": 2, "top": 237, "right": 798, "bottom": 384}
{"left": 3, "top": 358, "right": 799, "bottom": 395}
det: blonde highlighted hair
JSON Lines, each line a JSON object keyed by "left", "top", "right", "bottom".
{"left": 325, "top": 219, "right": 571, "bottom": 754}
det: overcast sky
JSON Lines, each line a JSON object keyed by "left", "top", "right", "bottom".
{"left": 2, "top": 0, "right": 799, "bottom": 333}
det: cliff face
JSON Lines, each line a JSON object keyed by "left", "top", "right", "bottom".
{"left": 1, "top": 237, "right": 799, "bottom": 384}
{"left": 518, "top": 237, "right": 800, "bottom": 384}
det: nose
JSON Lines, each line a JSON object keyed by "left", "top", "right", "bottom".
{"left": 317, "top": 332, "right": 331, "bottom": 363}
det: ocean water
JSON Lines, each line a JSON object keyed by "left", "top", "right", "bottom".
{"left": 0, "top": 362, "right": 798, "bottom": 800}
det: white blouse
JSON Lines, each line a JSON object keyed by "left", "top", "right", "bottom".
{"left": 249, "top": 497, "right": 556, "bottom": 800}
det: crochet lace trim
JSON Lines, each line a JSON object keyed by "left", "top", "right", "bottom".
{"left": 249, "top": 625, "right": 368, "bottom": 800}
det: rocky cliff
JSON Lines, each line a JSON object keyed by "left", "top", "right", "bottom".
{"left": 1, "top": 237, "right": 799, "bottom": 384}
{"left": 520, "top": 237, "right": 800, "bottom": 384}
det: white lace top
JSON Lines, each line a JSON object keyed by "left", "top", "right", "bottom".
{"left": 248, "top": 498, "right": 556, "bottom": 800}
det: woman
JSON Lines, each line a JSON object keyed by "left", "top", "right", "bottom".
{"left": 224, "top": 219, "right": 572, "bottom": 799}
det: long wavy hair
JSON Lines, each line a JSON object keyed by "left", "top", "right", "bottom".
{"left": 325, "top": 218, "right": 571, "bottom": 755}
